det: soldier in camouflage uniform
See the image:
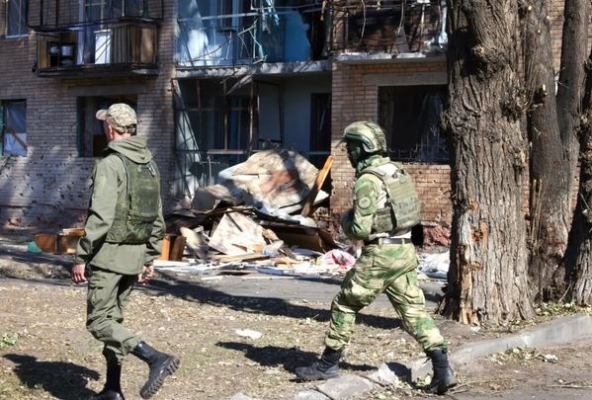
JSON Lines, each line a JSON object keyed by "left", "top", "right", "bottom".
{"left": 295, "top": 121, "right": 456, "bottom": 395}
{"left": 71, "top": 103, "right": 180, "bottom": 400}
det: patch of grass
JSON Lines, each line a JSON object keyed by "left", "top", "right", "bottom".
{"left": 536, "top": 302, "right": 591, "bottom": 317}
{"left": 487, "top": 347, "right": 540, "bottom": 366}
{"left": 0, "top": 333, "right": 19, "bottom": 349}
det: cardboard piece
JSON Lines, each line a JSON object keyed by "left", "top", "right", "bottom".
{"left": 208, "top": 212, "right": 267, "bottom": 256}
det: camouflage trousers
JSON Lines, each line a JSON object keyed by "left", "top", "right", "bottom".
{"left": 325, "top": 243, "right": 446, "bottom": 353}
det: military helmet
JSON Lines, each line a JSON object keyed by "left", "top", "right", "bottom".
{"left": 342, "top": 121, "right": 387, "bottom": 153}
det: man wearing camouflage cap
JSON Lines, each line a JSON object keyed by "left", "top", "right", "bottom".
{"left": 295, "top": 121, "right": 456, "bottom": 395}
{"left": 71, "top": 103, "right": 180, "bottom": 400}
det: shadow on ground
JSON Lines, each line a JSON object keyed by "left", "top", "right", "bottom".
{"left": 146, "top": 275, "right": 404, "bottom": 331}
{"left": 3, "top": 353, "right": 99, "bottom": 400}
{"left": 0, "top": 243, "right": 426, "bottom": 332}
{"left": 216, "top": 341, "right": 377, "bottom": 375}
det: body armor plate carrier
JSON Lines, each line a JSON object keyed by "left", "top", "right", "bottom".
{"left": 362, "top": 163, "right": 421, "bottom": 235}
{"left": 105, "top": 153, "right": 160, "bottom": 244}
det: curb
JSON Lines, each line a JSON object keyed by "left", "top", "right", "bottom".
{"left": 411, "top": 313, "right": 592, "bottom": 381}
{"left": 285, "top": 313, "right": 592, "bottom": 400}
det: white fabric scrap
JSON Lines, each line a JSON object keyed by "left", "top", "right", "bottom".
{"left": 235, "top": 329, "right": 263, "bottom": 340}
{"left": 418, "top": 251, "right": 449, "bottom": 280}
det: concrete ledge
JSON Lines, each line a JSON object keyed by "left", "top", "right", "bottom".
{"left": 292, "top": 314, "right": 592, "bottom": 400}
{"left": 412, "top": 314, "right": 592, "bottom": 380}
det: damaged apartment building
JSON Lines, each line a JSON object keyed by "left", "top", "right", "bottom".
{"left": 0, "top": 0, "right": 566, "bottom": 233}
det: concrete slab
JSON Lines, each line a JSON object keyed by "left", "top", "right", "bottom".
{"left": 293, "top": 389, "right": 329, "bottom": 400}
{"left": 316, "top": 375, "right": 376, "bottom": 399}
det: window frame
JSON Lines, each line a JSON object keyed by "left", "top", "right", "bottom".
{"left": 6, "top": 0, "right": 28, "bottom": 38}
{"left": 77, "top": 95, "right": 137, "bottom": 158}
{"left": 378, "top": 84, "right": 449, "bottom": 163}
{"left": 0, "top": 99, "right": 27, "bottom": 157}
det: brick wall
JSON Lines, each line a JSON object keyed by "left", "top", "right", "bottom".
{"left": 0, "top": 0, "right": 580, "bottom": 229}
{"left": 549, "top": 0, "right": 564, "bottom": 72}
{"left": 330, "top": 59, "right": 451, "bottom": 225}
{"left": 0, "top": 1, "right": 177, "bottom": 229}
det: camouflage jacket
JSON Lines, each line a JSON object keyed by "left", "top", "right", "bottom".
{"left": 341, "top": 155, "right": 396, "bottom": 241}
{"left": 74, "top": 136, "right": 165, "bottom": 274}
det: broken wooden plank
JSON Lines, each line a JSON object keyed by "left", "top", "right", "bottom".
{"left": 170, "top": 235, "right": 187, "bottom": 261}
{"left": 158, "top": 234, "right": 173, "bottom": 261}
{"left": 301, "top": 155, "right": 333, "bottom": 216}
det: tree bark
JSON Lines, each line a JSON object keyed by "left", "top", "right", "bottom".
{"left": 552, "top": 0, "right": 589, "bottom": 296}
{"left": 566, "top": 47, "right": 592, "bottom": 305}
{"left": 524, "top": 0, "right": 573, "bottom": 301}
{"left": 440, "top": 0, "right": 534, "bottom": 324}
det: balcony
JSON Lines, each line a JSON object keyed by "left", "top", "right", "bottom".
{"left": 328, "top": 0, "right": 447, "bottom": 59}
{"left": 34, "top": 21, "right": 159, "bottom": 77}
{"left": 28, "top": 0, "right": 163, "bottom": 78}
{"left": 176, "top": 2, "right": 326, "bottom": 68}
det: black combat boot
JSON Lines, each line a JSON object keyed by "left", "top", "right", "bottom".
{"left": 91, "top": 361, "right": 125, "bottom": 400}
{"left": 131, "top": 342, "right": 180, "bottom": 399}
{"left": 426, "top": 348, "right": 457, "bottom": 395}
{"left": 295, "top": 347, "right": 341, "bottom": 381}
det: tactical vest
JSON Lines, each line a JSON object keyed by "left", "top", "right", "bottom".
{"left": 105, "top": 153, "right": 161, "bottom": 244}
{"left": 361, "top": 163, "right": 421, "bottom": 235}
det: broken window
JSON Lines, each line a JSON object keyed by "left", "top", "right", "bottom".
{"left": 0, "top": 100, "right": 27, "bottom": 157}
{"left": 173, "top": 79, "right": 257, "bottom": 195}
{"left": 77, "top": 96, "right": 137, "bottom": 157}
{"left": 176, "top": 0, "right": 320, "bottom": 66}
{"left": 178, "top": 79, "right": 255, "bottom": 163}
{"left": 6, "top": 0, "right": 28, "bottom": 37}
{"left": 378, "top": 85, "right": 448, "bottom": 162}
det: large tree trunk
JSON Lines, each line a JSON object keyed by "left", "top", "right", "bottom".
{"left": 552, "top": 0, "right": 589, "bottom": 296}
{"left": 440, "top": 0, "right": 534, "bottom": 324}
{"left": 566, "top": 47, "right": 592, "bottom": 304}
{"left": 525, "top": 0, "right": 572, "bottom": 301}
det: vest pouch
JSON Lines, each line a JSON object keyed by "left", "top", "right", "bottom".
{"left": 373, "top": 207, "right": 394, "bottom": 233}
{"left": 388, "top": 170, "right": 421, "bottom": 233}
{"left": 123, "top": 214, "right": 158, "bottom": 244}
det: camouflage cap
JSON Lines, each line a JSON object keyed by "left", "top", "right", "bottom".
{"left": 96, "top": 103, "right": 137, "bottom": 134}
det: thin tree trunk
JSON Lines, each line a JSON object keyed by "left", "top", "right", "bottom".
{"left": 566, "top": 112, "right": 592, "bottom": 304}
{"left": 552, "top": 0, "right": 589, "bottom": 296}
{"left": 440, "top": 0, "right": 534, "bottom": 324}
{"left": 525, "top": 0, "right": 571, "bottom": 302}
{"left": 566, "top": 47, "right": 592, "bottom": 305}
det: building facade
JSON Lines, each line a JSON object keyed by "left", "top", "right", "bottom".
{"left": 0, "top": 0, "right": 566, "bottom": 232}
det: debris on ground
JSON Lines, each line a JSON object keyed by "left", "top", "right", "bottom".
{"left": 30, "top": 148, "right": 451, "bottom": 282}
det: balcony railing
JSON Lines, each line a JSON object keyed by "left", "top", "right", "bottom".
{"left": 328, "top": 0, "right": 446, "bottom": 57}
{"left": 34, "top": 20, "right": 159, "bottom": 77}
{"left": 28, "top": 0, "right": 163, "bottom": 77}
{"left": 176, "top": 6, "right": 326, "bottom": 67}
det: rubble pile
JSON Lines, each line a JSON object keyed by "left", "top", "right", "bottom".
{"left": 157, "top": 149, "right": 352, "bottom": 278}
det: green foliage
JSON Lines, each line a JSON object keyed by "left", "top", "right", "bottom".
{"left": 0, "top": 332, "right": 19, "bottom": 349}
{"left": 535, "top": 302, "right": 591, "bottom": 317}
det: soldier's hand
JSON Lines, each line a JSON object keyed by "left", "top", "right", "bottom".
{"left": 138, "top": 264, "right": 154, "bottom": 285}
{"left": 71, "top": 263, "right": 87, "bottom": 284}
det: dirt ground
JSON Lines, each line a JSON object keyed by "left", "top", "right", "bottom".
{"left": 1, "top": 231, "right": 592, "bottom": 400}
